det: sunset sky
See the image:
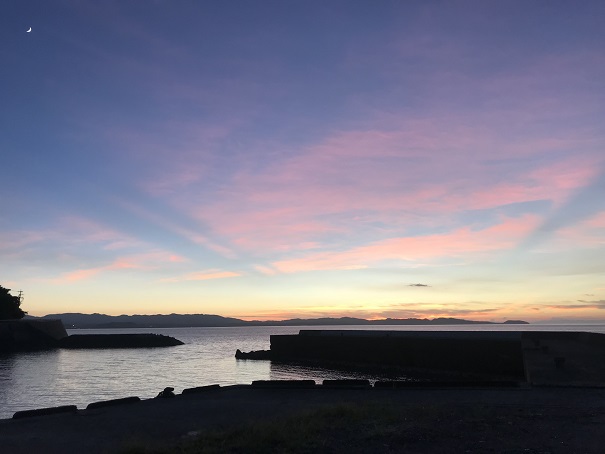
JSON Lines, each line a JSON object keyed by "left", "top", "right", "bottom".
{"left": 2, "top": 1, "right": 604, "bottom": 322}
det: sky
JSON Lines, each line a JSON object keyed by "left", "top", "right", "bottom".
{"left": 1, "top": 1, "right": 604, "bottom": 322}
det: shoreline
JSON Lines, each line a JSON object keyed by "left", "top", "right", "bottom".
{"left": 1, "top": 384, "right": 605, "bottom": 453}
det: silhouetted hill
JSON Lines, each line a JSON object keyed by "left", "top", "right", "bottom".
{"left": 31, "top": 313, "right": 528, "bottom": 329}
{"left": 39, "top": 313, "right": 248, "bottom": 329}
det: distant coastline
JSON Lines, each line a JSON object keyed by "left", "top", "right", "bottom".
{"left": 27, "top": 313, "right": 529, "bottom": 329}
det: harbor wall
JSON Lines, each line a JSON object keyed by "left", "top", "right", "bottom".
{"left": 270, "top": 330, "right": 526, "bottom": 378}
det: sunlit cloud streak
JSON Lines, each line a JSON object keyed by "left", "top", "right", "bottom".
{"left": 115, "top": 199, "right": 236, "bottom": 259}
{"left": 189, "top": 120, "right": 598, "bottom": 257}
{"left": 519, "top": 164, "right": 605, "bottom": 251}
{"left": 545, "top": 301, "right": 605, "bottom": 310}
{"left": 55, "top": 252, "right": 187, "bottom": 283}
{"left": 159, "top": 270, "right": 241, "bottom": 283}
{"left": 240, "top": 303, "right": 504, "bottom": 322}
{"left": 272, "top": 215, "right": 539, "bottom": 274}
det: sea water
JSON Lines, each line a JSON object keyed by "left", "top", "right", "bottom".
{"left": 1, "top": 324, "right": 604, "bottom": 419}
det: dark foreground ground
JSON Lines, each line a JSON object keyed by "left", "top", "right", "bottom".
{"left": 1, "top": 385, "right": 605, "bottom": 453}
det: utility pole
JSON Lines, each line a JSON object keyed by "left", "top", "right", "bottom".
{"left": 17, "top": 290, "right": 24, "bottom": 303}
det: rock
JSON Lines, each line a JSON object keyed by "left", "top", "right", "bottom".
{"left": 235, "top": 349, "right": 272, "bottom": 360}
{"left": 156, "top": 387, "right": 176, "bottom": 398}
{"left": 86, "top": 396, "right": 141, "bottom": 409}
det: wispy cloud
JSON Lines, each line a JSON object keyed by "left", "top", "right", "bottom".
{"left": 160, "top": 270, "right": 241, "bottom": 283}
{"left": 182, "top": 114, "right": 599, "bottom": 259}
{"left": 377, "top": 307, "right": 501, "bottom": 320}
{"left": 239, "top": 303, "right": 503, "bottom": 322}
{"left": 55, "top": 252, "right": 187, "bottom": 283}
{"left": 577, "top": 300, "right": 605, "bottom": 308}
{"left": 114, "top": 199, "right": 236, "bottom": 259}
{"left": 272, "top": 215, "right": 538, "bottom": 274}
{"left": 520, "top": 163, "right": 605, "bottom": 250}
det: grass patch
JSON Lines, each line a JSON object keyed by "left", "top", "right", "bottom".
{"left": 182, "top": 403, "right": 401, "bottom": 454}
{"left": 122, "top": 401, "right": 586, "bottom": 453}
{"left": 122, "top": 402, "right": 416, "bottom": 453}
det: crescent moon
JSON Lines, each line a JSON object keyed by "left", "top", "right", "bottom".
{"left": 26, "top": 27, "right": 32, "bottom": 32}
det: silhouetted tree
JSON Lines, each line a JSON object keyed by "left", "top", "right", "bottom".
{"left": 0, "top": 285, "right": 26, "bottom": 320}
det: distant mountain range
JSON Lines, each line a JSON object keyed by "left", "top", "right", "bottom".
{"left": 28, "top": 313, "right": 529, "bottom": 329}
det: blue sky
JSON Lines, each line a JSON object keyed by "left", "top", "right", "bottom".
{"left": 2, "top": 1, "right": 604, "bottom": 321}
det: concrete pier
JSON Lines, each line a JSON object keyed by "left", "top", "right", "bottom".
{"left": 264, "top": 330, "right": 605, "bottom": 383}
{"left": 270, "top": 330, "right": 526, "bottom": 379}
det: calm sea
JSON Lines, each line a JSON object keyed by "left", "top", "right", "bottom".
{"left": 1, "top": 324, "right": 605, "bottom": 419}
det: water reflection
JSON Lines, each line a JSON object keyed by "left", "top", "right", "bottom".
{"left": 0, "top": 350, "right": 65, "bottom": 417}
{"left": 269, "top": 361, "right": 409, "bottom": 383}
{"left": 0, "top": 326, "right": 294, "bottom": 419}
{"left": 0, "top": 353, "right": 16, "bottom": 411}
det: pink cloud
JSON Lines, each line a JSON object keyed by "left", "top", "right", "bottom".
{"left": 549, "top": 210, "right": 605, "bottom": 248}
{"left": 160, "top": 270, "right": 241, "bottom": 283}
{"left": 252, "top": 264, "right": 279, "bottom": 275}
{"left": 0, "top": 231, "right": 48, "bottom": 258}
{"left": 115, "top": 199, "right": 236, "bottom": 258}
{"left": 55, "top": 251, "right": 189, "bottom": 283}
{"left": 58, "top": 216, "right": 135, "bottom": 245}
{"left": 272, "top": 215, "right": 539, "bottom": 273}
{"left": 0, "top": 216, "right": 144, "bottom": 262}
{"left": 61, "top": 268, "right": 102, "bottom": 282}
{"left": 582, "top": 211, "right": 605, "bottom": 229}
{"left": 42, "top": 215, "right": 147, "bottom": 253}
{"left": 128, "top": 48, "right": 603, "bottom": 259}
{"left": 187, "top": 118, "right": 595, "bottom": 255}
{"left": 434, "top": 157, "right": 600, "bottom": 213}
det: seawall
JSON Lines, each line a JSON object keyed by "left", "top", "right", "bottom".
{"left": 270, "top": 330, "right": 526, "bottom": 379}
{"left": 265, "top": 330, "right": 605, "bottom": 383}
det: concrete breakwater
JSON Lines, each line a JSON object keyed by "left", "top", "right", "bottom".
{"left": 59, "top": 333, "right": 183, "bottom": 348}
{"left": 272, "top": 330, "right": 526, "bottom": 380}
{"left": 0, "top": 319, "right": 183, "bottom": 351}
{"left": 237, "top": 330, "right": 605, "bottom": 383}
